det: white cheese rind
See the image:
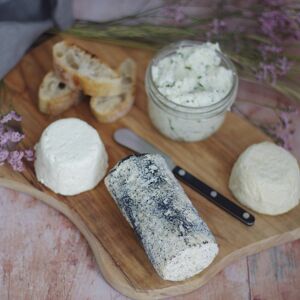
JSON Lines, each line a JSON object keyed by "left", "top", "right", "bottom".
{"left": 34, "top": 118, "right": 108, "bottom": 196}
{"left": 229, "top": 142, "right": 300, "bottom": 215}
{"left": 105, "top": 154, "right": 218, "bottom": 281}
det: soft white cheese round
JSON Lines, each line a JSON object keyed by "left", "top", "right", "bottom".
{"left": 229, "top": 142, "right": 300, "bottom": 215}
{"left": 34, "top": 118, "right": 108, "bottom": 196}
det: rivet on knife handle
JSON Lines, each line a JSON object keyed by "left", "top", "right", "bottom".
{"left": 173, "top": 166, "right": 255, "bottom": 226}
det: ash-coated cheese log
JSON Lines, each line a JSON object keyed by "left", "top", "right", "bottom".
{"left": 105, "top": 154, "right": 219, "bottom": 281}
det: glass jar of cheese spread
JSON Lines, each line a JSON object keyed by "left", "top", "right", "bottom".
{"left": 145, "top": 40, "right": 238, "bottom": 142}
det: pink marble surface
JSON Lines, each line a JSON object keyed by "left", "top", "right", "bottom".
{"left": 0, "top": 188, "right": 124, "bottom": 300}
{"left": 1, "top": 185, "right": 300, "bottom": 300}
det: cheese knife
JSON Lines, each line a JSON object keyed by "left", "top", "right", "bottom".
{"left": 114, "top": 128, "right": 255, "bottom": 226}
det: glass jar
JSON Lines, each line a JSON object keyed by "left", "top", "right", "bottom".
{"left": 145, "top": 40, "right": 238, "bottom": 142}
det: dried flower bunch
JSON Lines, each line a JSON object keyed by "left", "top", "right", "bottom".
{"left": 0, "top": 111, "right": 34, "bottom": 171}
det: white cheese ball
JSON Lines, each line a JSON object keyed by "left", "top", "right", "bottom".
{"left": 35, "top": 118, "right": 108, "bottom": 196}
{"left": 229, "top": 142, "right": 300, "bottom": 215}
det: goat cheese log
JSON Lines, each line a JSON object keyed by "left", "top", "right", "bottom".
{"left": 105, "top": 154, "right": 218, "bottom": 281}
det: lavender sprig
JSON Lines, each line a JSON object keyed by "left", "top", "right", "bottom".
{"left": 232, "top": 102, "right": 298, "bottom": 151}
{"left": 0, "top": 111, "right": 22, "bottom": 123}
{"left": 0, "top": 111, "right": 34, "bottom": 172}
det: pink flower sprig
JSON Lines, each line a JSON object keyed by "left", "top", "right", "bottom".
{"left": 272, "top": 107, "right": 298, "bottom": 150}
{"left": 0, "top": 111, "right": 34, "bottom": 172}
{"left": 0, "top": 111, "right": 22, "bottom": 123}
{"left": 162, "top": 4, "right": 185, "bottom": 25}
{"left": 232, "top": 103, "right": 298, "bottom": 151}
{"left": 255, "top": 58, "right": 293, "bottom": 85}
{"left": 207, "top": 18, "right": 227, "bottom": 40}
{"left": 255, "top": 1, "right": 299, "bottom": 84}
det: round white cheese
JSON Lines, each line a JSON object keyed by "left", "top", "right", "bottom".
{"left": 229, "top": 142, "right": 300, "bottom": 215}
{"left": 34, "top": 118, "right": 108, "bottom": 196}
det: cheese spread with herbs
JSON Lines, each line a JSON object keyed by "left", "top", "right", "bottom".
{"left": 147, "top": 42, "right": 236, "bottom": 142}
{"left": 152, "top": 43, "right": 233, "bottom": 107}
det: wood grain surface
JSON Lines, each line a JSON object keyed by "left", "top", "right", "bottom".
{"left": 1, "top": 36, "right": 300, "bottom": 299}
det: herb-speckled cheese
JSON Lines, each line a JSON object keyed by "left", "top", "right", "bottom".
{"left": 148, "top": 42, "right": 235, "bottom": 142}
{"left": 152, "top": 43, "right": 233, "bottom": 107}
{"left": 105, "top": 154, "right": 218, "bottom": 281}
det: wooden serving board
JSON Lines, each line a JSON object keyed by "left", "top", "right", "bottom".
{"left": 1, "top": 36, "right": 300, "bottom": 300}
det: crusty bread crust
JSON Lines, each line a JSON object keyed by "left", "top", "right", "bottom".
{"left": 40, "top": 42, "right": 137, "bottom": 119}
{"left": 39, "top": 90, "right": 81, "bottom": 115}
{"left": 52, "top": 62, "right": 81, "bottom": 90}
{"left": 89, "top": 58, "right": 137, "bottom": 123}
{"left": 90, "top": 92, "right": 135, "bottom": 123}
{"left": 38, "top": 71, "right": 81, "bottom": 115}
{"left": 53, "top": 41, "right": 124, "bottom": 97}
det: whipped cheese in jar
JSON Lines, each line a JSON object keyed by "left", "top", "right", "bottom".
{"left": 145, "top": 41, "right": 238, "bottom": 142}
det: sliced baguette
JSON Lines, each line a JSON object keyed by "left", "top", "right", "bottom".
{"left": 90, "top": 58, "right": 137, "bottom": 123}
{"left": 53, "top": 41, "right": 124, "bottom": 97}
{"left": 38, "top": 71, "right": 81, "bottom": 115}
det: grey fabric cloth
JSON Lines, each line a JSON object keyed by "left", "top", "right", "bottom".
{"left": 0, "top": 0, "right": 74, "bottom": 79}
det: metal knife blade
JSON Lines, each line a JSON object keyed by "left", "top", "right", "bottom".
{"left": 114, "top": 128, "right": 255, "bottom": 226}
{"left": 114, "top": 128, "right": 175, "bottom": 169}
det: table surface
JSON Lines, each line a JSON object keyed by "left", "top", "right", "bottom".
{"left": 1, "top": 83, "right": 300, "bottom": 300}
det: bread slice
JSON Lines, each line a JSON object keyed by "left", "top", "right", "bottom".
{"left": 90, "top": 58, "right": 136, "bottom": 123}
{"left": 38, "top": 71, "right": 81, "bottom": 115}
{"left": 53, "top": 41, "right": 124, "bottom": 97}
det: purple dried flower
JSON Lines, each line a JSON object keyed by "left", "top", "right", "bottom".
{"left": 0, "top": 124, "right": 4, "bottom": 135}
{"left": 207, "top": 18, "right": 226, "bottom": 40}
{"left": 0, "top": 111, "right": 22, "bottom": 124}
{"left": 7, "top": 150, "right": 24, "bottom": 171}
{"left": 280, "top": 132, "right": 292, "bottom": 150}
{"left": 277, "top": 57, "right": 293, "bottom": 76}
{"left": 279, "top": 110, "right": 290, "bottom": 128}
{"left": 259, "top": 10, "right": 286, "bottom": 41}
{"left": 259, "top": 8, "right": 300, "bottom": 43}
{"left": 0, "top": 110, "right": 34, "bottom": 172}
{"left": 24, "top": 149, "right": 34, "bottom": 161}
{"left": 0, "top": 128, "right": 24, "bottom": 145}
{"left": 256, "top": 56, "right": 292, "bottom": 84}
{"left": 258, "top": 44, "right": 283, "bottom": 60}
{"left": 256, "top": 62, "right": 277, "bottom": 84}
{"left": 234, "top": 102, "right": 298, "bottom": 151}
{"left": 268, "top": 106, "right": 299, "bottom": 150}
{"left": 0, "top": 132, "right": 9, "bottom": 146}
{"left": 162, "top": 5, "right": 185, "bottom": 24}
{"left": 0, "top": 148, "right": 9, "bottom": 164}
{"left": 294, "top": 30, "right": 300, "bottom": 40}
{"left": 211, "top": 19, "right": 226, "bottom": 35}
{"left": 9, "top": 130, "right": 25, "bottom": 143}
{"left": 263, "top": 0, "right": 285, "bottom": 6}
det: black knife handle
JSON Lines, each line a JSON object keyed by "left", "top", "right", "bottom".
{"left": 173, "top": 166, "right": 255, "bottom": 226}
